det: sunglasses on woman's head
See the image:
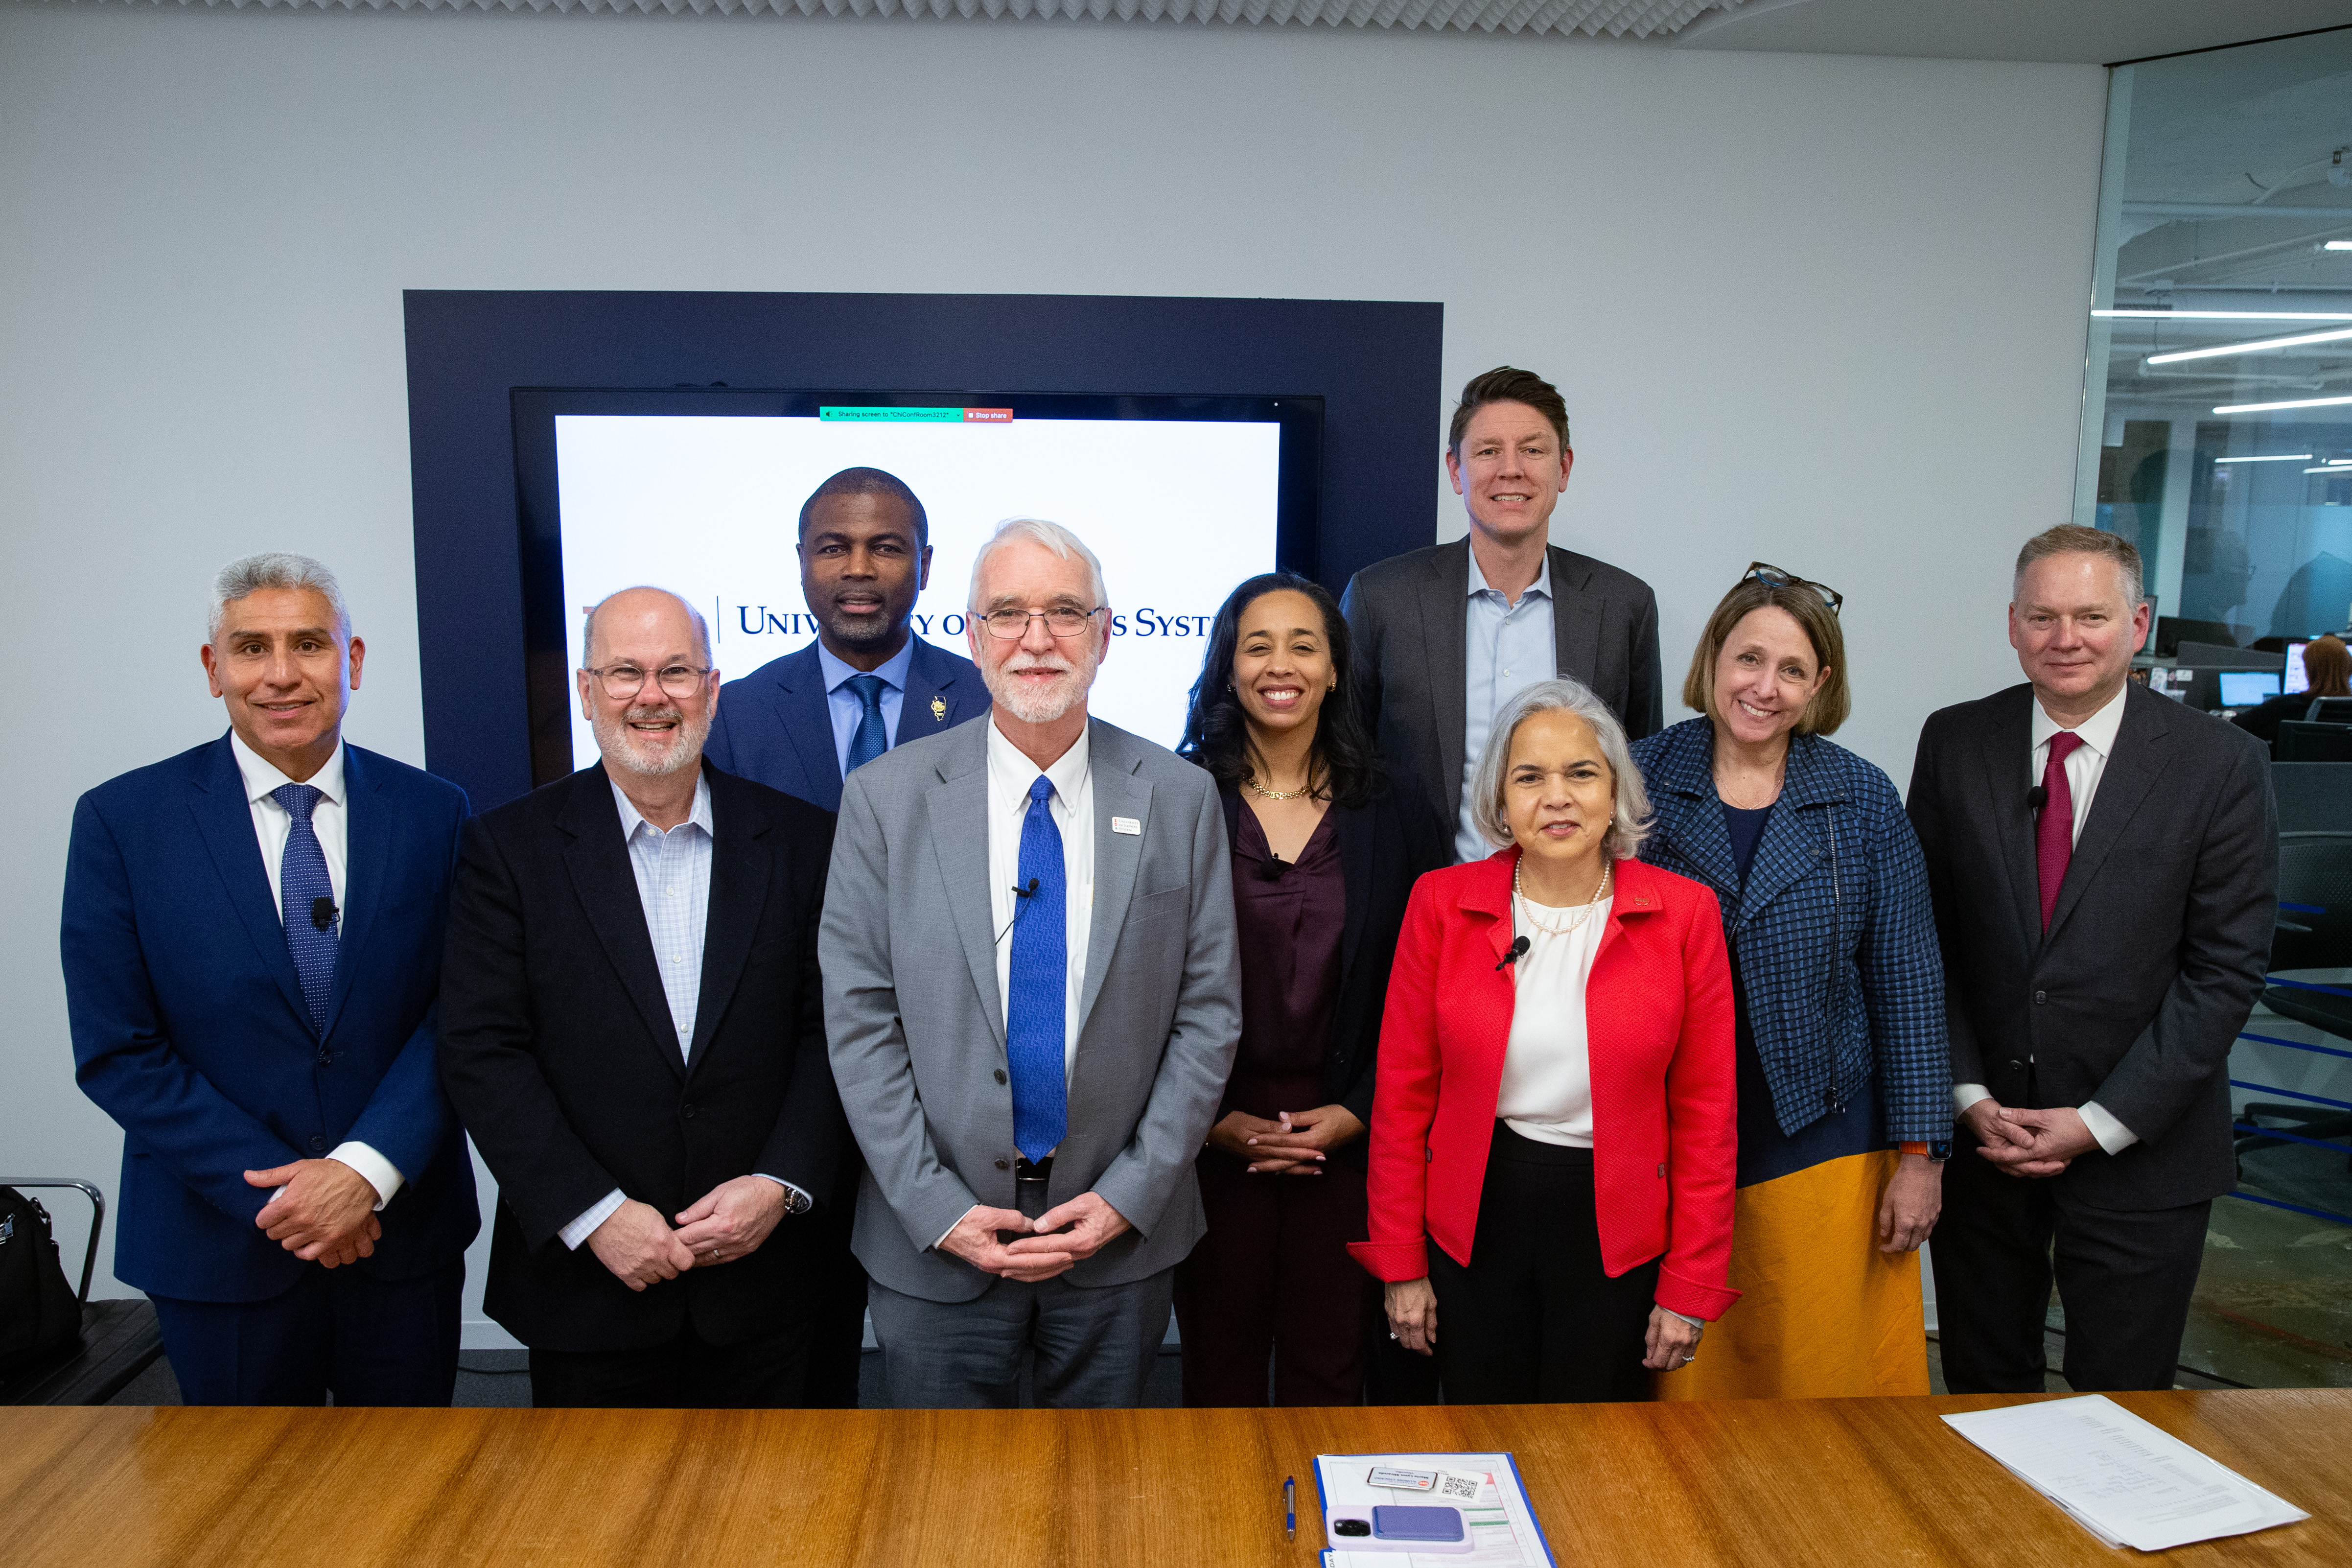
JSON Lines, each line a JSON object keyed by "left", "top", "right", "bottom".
{"left": 1743, "top": 562, "right": 1842, "bottom": 616}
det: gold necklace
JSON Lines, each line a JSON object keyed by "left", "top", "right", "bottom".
{"left": 1243, "top": 772, "right": 1316, "bottom": 802}
{"left": 1514, "top": 857, "right": 1612, "bottom": 937}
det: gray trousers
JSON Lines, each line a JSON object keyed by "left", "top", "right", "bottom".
{"left": 866, "top": 1183, "right": 1174, "bottom": 1409}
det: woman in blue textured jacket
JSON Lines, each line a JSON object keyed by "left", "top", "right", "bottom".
{"left": 1630, "top": 565, "right": 1951, "bottom": 1399}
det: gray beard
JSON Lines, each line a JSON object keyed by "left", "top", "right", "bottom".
{"left": 594, "top": 703, "right": 711, "bottom": 778}
{"left": 982, "top": 654, "right": 1095, "bottom": 725}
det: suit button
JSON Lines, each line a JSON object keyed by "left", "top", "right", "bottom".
{"left": 994, "top": 1069, "right": 1008, "bottom": 1085}
{"left": 681, "top": 1103, "right": 697, "bottom": 1120}
{"left": 2034, "top": 990, "right": 2047, "bottom": 1005}
{"left": 308, "top": 1135, "right": 327, "bottom": 1154}
{"left": 995, "top": 1159, "right": 1010, "bottom": 1170}
{"left": 2007, "top": 1059, "right": 2026, "bottom": 1072}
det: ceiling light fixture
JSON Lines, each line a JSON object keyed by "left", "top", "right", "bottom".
{"left": 2146, "top": 327, "right": 2352, "bottom": 364}
{"left": 2328, "top": 240, "right": 2352, "bottom": 251}
{"left": 2305, "top": 466, "right": 2352, "bottom": 474}
{"left": 2212, "top": 453, "right": 2315, "bottom": 463}
{"left": 2096, "top": 309, "right": 2352, "bottom": 321}
{"left": 2215, "top": 395, "right": 2352, "bottom": 414}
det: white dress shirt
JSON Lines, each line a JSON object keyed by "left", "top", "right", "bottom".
{"left": 559, "top": 772, "right": 804, "bottom": 1251}
{"left": 229, "top": 732, "right": 402, "bottom": 1212}
{"left": 1495, "top": 891, "right": 1611, "bottom": 1147}
{"left": 985, "top": 717, "right": 1094, "bottom": 1079}
{"left": 1952, "top": 684, "right": 2137, "bottom": 1155}
{"left": 1458, "top": 551, "right": 1557, "bottom": 864}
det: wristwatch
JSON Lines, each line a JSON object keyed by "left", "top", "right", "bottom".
{"left": 1900, "top": 1140, "right": 1954, "bottom": 1164}
{"left": 778, "top": 1183, "right": 815, "bottom": 1216}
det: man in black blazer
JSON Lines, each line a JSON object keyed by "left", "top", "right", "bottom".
{"left": 702, "top": 466, "right": 984, "bottom": 1404}
{"left": 440, "top": 587, "right": 844, "bottom": 1408}
{"left": 1908, "top": 525, "right": 2276, "bottom": 1393}
{"left": 1340, "top": 366, "right": 1662, "bottom": 878}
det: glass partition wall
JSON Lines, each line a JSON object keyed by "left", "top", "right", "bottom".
{"left": 2076, "top": 29, "right": 2352, "bottom": 652}
{"left": 2069, "top": 29, "right": 2352, "bottom": 1394}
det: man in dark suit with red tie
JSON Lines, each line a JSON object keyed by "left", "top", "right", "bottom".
{"left": 1908, "top": 525, "right": 2276, "bottom": 1393}
{"left": 703, "top": 467, "right": 985, "bottom": 1404}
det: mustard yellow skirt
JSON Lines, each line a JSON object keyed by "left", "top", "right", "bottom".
{"left": 1656, "top": 1147, "right": 1928, "bottom": 1401}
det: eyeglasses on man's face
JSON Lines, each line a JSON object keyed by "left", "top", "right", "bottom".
{"left": 978, "top": 606, "right": 1105, "bottom": 640}
{"left": 583, "top": 663, "right": 713, "bottom": 701}
{"left": 1743, "top": 562, "right": 1842, "bottom": 616}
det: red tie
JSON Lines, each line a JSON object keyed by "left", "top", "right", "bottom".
{"left": 2036, "top": 730, "right": 2085, "bottom": 932}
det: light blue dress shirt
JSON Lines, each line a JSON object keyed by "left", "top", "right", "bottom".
{"left": 817, "top": 636, "right": 917, "bottom": 777}
{"left": 1458, "top": 550, "right": 1558, "bottom": 865}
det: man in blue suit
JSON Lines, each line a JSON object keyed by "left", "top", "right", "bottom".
{"left": 62, "top": 553, "right": 477, "bottom": 1405}
{"left": 704, "top": 466, "right": 983, "bottom": 1404}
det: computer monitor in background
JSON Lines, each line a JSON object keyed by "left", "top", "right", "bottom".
{"left": 2285, "top": 641, "right": 2309, "bottom": 695}
{"left": 2219, "top": 670, "right": 2282, "bottom": 708}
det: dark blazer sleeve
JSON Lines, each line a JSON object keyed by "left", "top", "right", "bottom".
{"left": 437, "top": 816, "right": 622, "bottom": 1248}
{"left": 1624, "top": 581, "right": 1665, "bottom": 741}
{"left": 2090, "top": 734, "right": 2277, "bottom": 1144}
{"left": 62, "top": 795, "right": 301, "bottom": 1222}
{"left": 341, "top": 786, "right": 470, "bottom": 1185}
{"left": 1906, "top": 712, "right": 1985, "bottom": 1091}
{"left": 1339, "top": 571, "right": 1384, "bottom": 750}
{"left": 753, "top": 805, "right": 846, "bottom": 1205}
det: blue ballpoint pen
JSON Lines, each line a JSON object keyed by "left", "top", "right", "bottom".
{"left": 1284, "top": 1475, "right": 1296, "bottom": 1541}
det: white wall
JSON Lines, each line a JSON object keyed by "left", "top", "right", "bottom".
{"left": 0, "top": 6, "right": 2106, "bottom": 1330}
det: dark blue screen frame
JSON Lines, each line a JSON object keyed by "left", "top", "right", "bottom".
{"left": 405, "top": 290, "right": 1443, "bottom": 811}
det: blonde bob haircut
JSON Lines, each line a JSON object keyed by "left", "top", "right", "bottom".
{"left": 1469, "top": 677, "right": 1653, "bottom": 860}
{"left": 1682, "top": 577, "right": 1851, "bottom": 736}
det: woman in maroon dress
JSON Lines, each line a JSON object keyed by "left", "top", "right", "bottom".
{"left": 1171, "top": 573, "right": 1420, "bottom": 1405}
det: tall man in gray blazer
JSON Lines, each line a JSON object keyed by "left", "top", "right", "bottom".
{"left": 1342, "top": 365, "right": 1663, "bottom": 878}
{"left": 821, "top": 518, "right": 1242, "bottom": 1409}
{"left": 1909, "top": 525, "right": 2275, "bottom": 1392}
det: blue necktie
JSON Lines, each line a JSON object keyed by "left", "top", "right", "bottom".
{"left": 844, "top": 674, "right": 888, "bottom": 774}
{"left": 272, "top": 783, "right": 338, "bottom": 1037}
{"left": 1006, "top": 775, "right": 1069, "bottom": 1163}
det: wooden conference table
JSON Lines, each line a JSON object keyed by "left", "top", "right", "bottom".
{"left": 6, "top": 1389, "right": 2348, "bottom": 1566}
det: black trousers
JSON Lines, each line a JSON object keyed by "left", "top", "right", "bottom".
{"left": 529, "top": 1317, "right": 815, "bottom": 1409}
{"left": 1934, "top": 1136, "right": 2212, "bottom": 1393}
{"left": 151, "top": 1258, "right": 463, "bottom": 1407}
{"left": 1427, "top": 1125, "right": 1659, "bottom": 1404}
{"left": 803, "top": 1149, "right": 870, "bottom": 1409}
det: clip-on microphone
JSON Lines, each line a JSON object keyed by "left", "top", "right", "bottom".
{"left": 1012, "top": 877, "right": 1041, "bottom": 899}
{"left": 2027, "top": 784, "right": 2048, "bottom": 813}
{"left": 310, "top": 896, "right": 338, "bottom": 933}
{"left": 1495, "top": 935, "right": 1530, "bottom": 972}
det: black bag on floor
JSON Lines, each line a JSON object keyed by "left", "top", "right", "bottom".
{"left": 0, "top": 1187, "right": 84, "bottom": 1377}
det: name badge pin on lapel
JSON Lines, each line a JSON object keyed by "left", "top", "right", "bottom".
{"left": 930, "top": 696, "right": 947, "bottom": 722}
{"left": 1112, "top": 816, "right": 1142, "bottom": 836}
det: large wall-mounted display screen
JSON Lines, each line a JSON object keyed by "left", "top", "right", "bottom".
{"left": 512, "top": 388, "right": 1323, "bottom": 784}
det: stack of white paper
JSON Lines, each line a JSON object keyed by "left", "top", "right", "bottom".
{"left": 1314, "top": 1451, "right": 1556, "bottom": 1568}
{"left": 1942, "top": 1395, "right": 2308, "bottom": 1551}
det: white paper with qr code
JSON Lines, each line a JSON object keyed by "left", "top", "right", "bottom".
{"left": 1314, "top": 1452, "right": 1557, "bottom": 1568}
{"left": 1941, "top": 1396, "right": 2307, "bottom": 1552}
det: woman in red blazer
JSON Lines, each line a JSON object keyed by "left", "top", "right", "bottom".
{"left": 1349, "top": 678, "right": 1738, "bottom": 1402}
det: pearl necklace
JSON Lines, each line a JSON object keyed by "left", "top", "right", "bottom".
{"left": 1514, "top": 857, "right": 1612, "bottom": 937}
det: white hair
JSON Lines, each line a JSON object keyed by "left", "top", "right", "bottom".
{"left": 966, "top": 518, "right": 1110, "bottom": 614}
{"left": 580, "top": 586, "right": 712, "bottom": 669}
{"left": 209, "top": 553, "right": 351, "bottom": 644}
{"left": 1468, "top": 677, "right": 1653, "bottom": 859}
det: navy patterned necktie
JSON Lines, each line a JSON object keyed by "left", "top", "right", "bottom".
{"left": 844, "top": 674, "right": 889, "bottom": 774}
{"left": 273, "top": 783, "right": 339, "bottom": 1036}
{"left": 1005, "top": 775, "right": 1069, "bottom": 1162}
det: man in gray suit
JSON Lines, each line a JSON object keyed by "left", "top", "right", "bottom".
{"left": 1341, "top": 365, "right": 1663, "bottom": 878}
{"left": 821, "top": 517, "right": 1241, "bottom": 1409}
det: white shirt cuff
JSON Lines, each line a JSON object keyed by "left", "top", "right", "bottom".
{"left": 560, "top": 1188, "right": 628, "bottom": 1251}
{"left": 2078, "top": 1100, "right": 2139, "bottom": 1155}
{"left": 325, "top": 1143, "right": 404, "bottom": 1211}
{"left": 1953, "top": 1083, "right": 1993, "bottom": 1115}
{"left": 935, "top": 1203, "right": 980, "bottom": 1253}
